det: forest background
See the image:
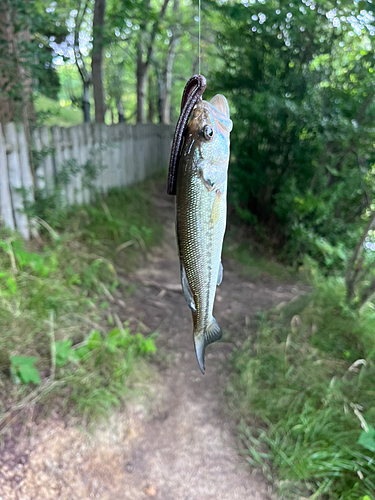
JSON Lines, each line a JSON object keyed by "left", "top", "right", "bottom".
{"left": 2, "top": 0, "right": 375, "bottom": 277}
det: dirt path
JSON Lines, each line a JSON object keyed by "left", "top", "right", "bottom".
{"left": 0, "top": 192, "right": 303, "bottom": 500}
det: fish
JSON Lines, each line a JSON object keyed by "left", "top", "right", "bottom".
{"left": 168, "top": 75, "right": 232, "bottom": 373}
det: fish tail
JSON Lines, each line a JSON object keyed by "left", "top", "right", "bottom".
{"left": 194, "top": 317, "right": 222, "bottom": 374}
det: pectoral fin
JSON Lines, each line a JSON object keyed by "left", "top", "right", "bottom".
{"left": 217, "top": 261, "right": 223, "bottom": 286}
{"left": 181, "top": 262, "right": 196, "bottom": 313}
{"left": 198, "top": 168, "right": 215, "bottom": 191}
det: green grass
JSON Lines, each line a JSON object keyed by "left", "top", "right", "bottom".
{"left": 34, "top": 94, "right": 83, "bottom": 127}
{"left": 0, "top": 179, "right": 163, "bottom": 425}
{"left": 80, "top": 185, "right": 164, "bottom": 273}
{"left": 228, "top": 274, "right": 375, "bottom": 500}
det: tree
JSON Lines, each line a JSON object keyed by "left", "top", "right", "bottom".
{"left": 0, "top": 0, "right": 34, "bottom": 126}
{"left": 212, "top": 0, "right": 375, "bottom": 267}
{"left": 136, "top": 0, "right": 170, "bottom": 123}
{"left": 73, "top": 0, "right": 92, "bottom": 122}
{"left": 92, "top": 0, "right": 106, "bottom": 123}
{"left": 156, "top": 0, "right": 180, "bottom": 124}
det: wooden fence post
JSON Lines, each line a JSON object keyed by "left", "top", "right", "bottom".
{"left": 32, "top": 127, "right": 46, "bottom": 194}
{"left": 79, "top": 124, "right": 90, "bottom": 204}
{"left": 69, "top": 126, "right": 83, "bottom": 205}
{"left": 17, "top": 125, "right": 35, "bottom": 206}
{"left": 119, "top": 124, "right": 126, "bottom": 186}
{"left": 4, "top": 122, "right": 29, "bottom": 239}
{"left": 0, "top": 122, "right": 173, "bottom": 237}
{"left": 84, "top": 123, "right": 93, "bottom": 201}
{"left": 39, "top": 126, "right": 55, "bottom": 196}
{"left": 51, "top": 126, "right": 67, "bottom": 206}
{"left": 108, "top": 124, "right": 116, "bottom": 189}
{"left": 61, "top": 127, "right": 75, "bottom": 206}
{"left": 99, "top": 124, "right": 109, "bottom": 195}
{"left": 113, "top": 125, "right": 121, "bottom": 187}
{"left": 0, "top": 123, "right": 15, "bottom": 230}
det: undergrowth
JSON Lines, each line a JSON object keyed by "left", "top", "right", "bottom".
{"left": 228, "top": 260, "right": 375, "bottom": 500}
{"left": 0, "top": 178, "right": 163, "bottom": 426}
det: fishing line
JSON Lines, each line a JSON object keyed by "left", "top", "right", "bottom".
{"left": 198, "top": 0, "right": 201, "bottom": 74}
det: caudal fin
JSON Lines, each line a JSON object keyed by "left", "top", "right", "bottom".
{"left": 194, "top": 318, "right": 222, "bottom": 374}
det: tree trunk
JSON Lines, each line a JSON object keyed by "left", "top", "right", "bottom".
{"left": 136, "top": 57, "right": 147, "bottom": 123}
{"left": 74, "top": 0, "right": 92, "bottom": 123}
{"left": 92, "top": 0, "right": 106, "bottom": 123}
{"left": 83, "top": 81, "right": 91, "bottom": 123}
{"left": 160, "top": 35, "right": 179, "bottom": 124}
{"left": 136, "top": 0, "right": 170, "bottom": 123}
{"left": 148, "top": 73, "right": 155, "bottom": 123}
{"left": 0, "top": 1, "right": 34, "bottom": 127}
{"left": 159, "top": 0, "right": 180, "bottom": 124}
{"left": 156, "top": 69, "right": 163, "bottom": 123}
{"left": 116, "top": 98, "right": 125, "bottom": 122}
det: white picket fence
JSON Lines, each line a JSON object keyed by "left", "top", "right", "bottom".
{"left": 0, "top": 122, "right": 172, "bottom": 239}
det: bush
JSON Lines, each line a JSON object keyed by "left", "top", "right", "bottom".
{"left": 0, "top": 180, "right": 163, "bottom": 422}
{"left": 229, "top": 275, "right": 375, "bottom": 500}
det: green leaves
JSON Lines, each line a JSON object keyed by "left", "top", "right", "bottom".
{"left": 10, "top": 356, "right": 41, "bottom": 385}
{"left": 0, "top": 271, "right": 17, "bottom": 296}
{"left": 358, "top": 426, "right": 375, "bottom": 453}
{"left": 54, "top": 327, "right": 156, "bottom": 366}
{"left": 7, "top": 326, "right": 155, "bottom": 387}
{"left": 87, "top": 330, "right": 103, "bottom": 351}
{"left": 84, "top": 327, "right": 156, "bottom": 355}
{"left": 214, "top": 0, "right": 375, "bottom": 271}
{"left": 137, "top": 335, "right": 156, "bottom": 354}
{"left": 357, "top": 1, "right": 368, "bottom": 11}
{"left": 65, "top": 327, "right": 156, "bottom": 420}
{"left": 55, "top": 340, "right": 73, "bottom": 367}
{"left": 15, "top": 249, "right": 56, "bottom": 277}
{"left": 0, "top": 182, "right": 162, "bottom": 424}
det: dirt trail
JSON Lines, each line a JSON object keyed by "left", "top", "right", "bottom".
{"left": 0, "top": 192, "right": 303, "bottom": 500}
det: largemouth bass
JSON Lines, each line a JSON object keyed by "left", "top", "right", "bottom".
{"left": 168, "top": 76, "right": 232, "bottom": 373}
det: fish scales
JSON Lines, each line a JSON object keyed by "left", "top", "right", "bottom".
{"left": 175, "top": 95, "right": 232, "bottom": 373}
{"left": 178, "top": 167, "right": 225, "bottom": 333}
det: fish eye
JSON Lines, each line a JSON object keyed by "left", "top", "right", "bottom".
{"left": 203, "top": 125, "right": 214, "bottom": 141}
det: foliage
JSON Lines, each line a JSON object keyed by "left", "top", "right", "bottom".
{"left": 213, "top": 0, "right": 375, "bottom": 269}
{"left": 0, "top": 180, "right": 162, "bottom": 420}
{"left": 60, "top": 326, "right": 156, "bottom": 417}
{"left": 0, "top": 0, "right": 68, "bottom": 122}
{"left": 34, "top": 94, "right": 82, "bottom": 127}
{"left": 228, "top": 266, "right": 375, "bottom": 500}
{"left": 10, "top": 356, "right": 41, "bottom": 385}
{"left": 3, "top": 0, "right": 210, "bottom": 125}
{"left": 87, "top": 178, "right": 164, "bottom": 263}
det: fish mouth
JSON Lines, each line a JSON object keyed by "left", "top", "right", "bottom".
{"left": 192, "top": 99, "right": 233, "bottom": 135}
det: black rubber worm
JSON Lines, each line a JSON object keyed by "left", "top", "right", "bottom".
{"left": 167, "top": 74, "right": 207, "bottom": 196}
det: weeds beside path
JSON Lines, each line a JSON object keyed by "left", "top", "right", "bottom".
{"left": 0, "top": 187, "right": 305, "bottom": 500}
